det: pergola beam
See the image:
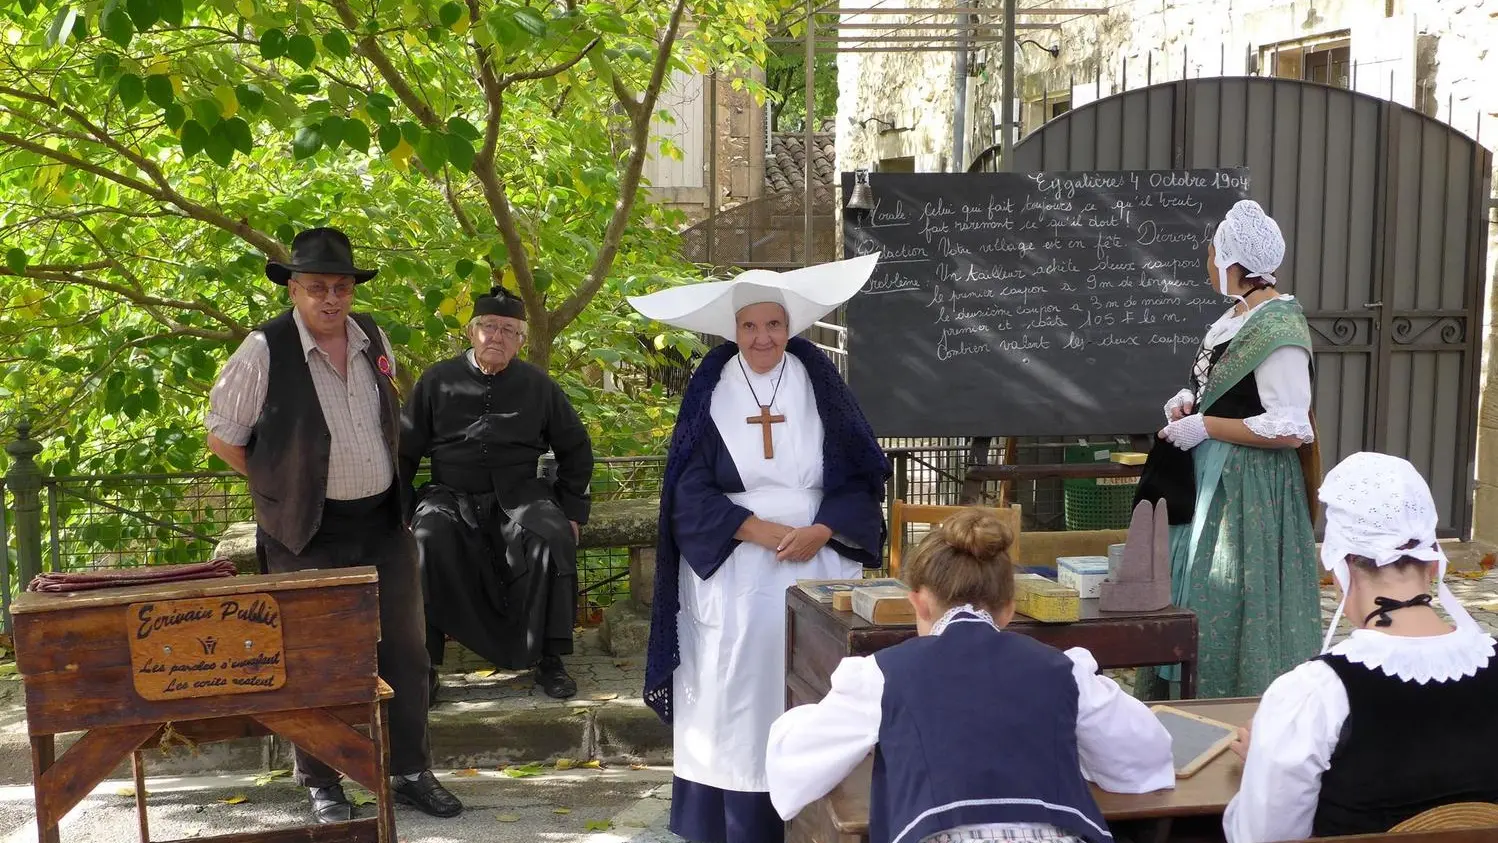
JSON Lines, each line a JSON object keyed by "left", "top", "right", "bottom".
{"left": 769, "top": 27, "right": 1057, "bottom": 44}
{"left": 832, "top": 20, "right": 1056, "bottom": 29}
{"left": 835, "top": 5, "right": 1105, "bottom": 14}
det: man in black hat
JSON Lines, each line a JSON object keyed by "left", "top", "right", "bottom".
{"left": 205, "top": 227, "right": 463, "bottom": 823}
{"left": 399, "top": 285, "right": 594, "bottom": 699}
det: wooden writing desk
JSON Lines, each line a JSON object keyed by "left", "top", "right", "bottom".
{"left": 784, "top": 586, "right": 1199, "bottom": 707}
{"left": 13, "top": 569, "right": 394, "bottom": 843}
{"left": 788, "top": 698, "right": 1255, "bottom": 843}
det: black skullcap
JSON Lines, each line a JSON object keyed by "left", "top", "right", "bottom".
{"left": 472, "top": 285, "right": 525, "bottom": 321}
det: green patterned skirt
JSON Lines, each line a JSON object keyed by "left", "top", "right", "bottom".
{"left": 1137, "top": 439, "right": 1321, "bottom": 700}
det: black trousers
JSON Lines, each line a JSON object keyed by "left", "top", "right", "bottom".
{"left": 414, "top": 486, "right": 576, "bottom": 670}
{"left": 257, "top": 490, "right": 432, "bottom": 787}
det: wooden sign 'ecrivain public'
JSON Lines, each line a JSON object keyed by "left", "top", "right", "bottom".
{"left": 128, "top": 593, "right": 287, "bottom": 701}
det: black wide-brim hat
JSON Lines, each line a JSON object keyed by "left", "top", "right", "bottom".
{"left": 265, "top": 226, "right": 378, "bottom": 285}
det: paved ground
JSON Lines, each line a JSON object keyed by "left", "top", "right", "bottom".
{"left": 0, "top": 768, "right": 675, "bottom": 843}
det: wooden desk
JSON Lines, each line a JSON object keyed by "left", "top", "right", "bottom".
{"left": 790, "top": 698, "right": 1255, "bottom": 843}
{"left": 784, "top": 586, "right": 1199, "bottom": 708}
{"left": 12, "top": 569, "right": 395, "bottom": 843}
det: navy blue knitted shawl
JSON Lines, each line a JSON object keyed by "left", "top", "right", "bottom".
{"left": 643, "top": 337, "right": 889, "bottom": 724}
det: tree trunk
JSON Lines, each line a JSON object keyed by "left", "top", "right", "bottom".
{"left": 525, "top": 324, "right": 554, "bottom": 370}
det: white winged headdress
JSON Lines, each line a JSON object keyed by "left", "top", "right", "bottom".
{"left": 626, "top": 253, "right": 881, "bottom": 339}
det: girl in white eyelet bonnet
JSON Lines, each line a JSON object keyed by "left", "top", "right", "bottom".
{"left": 1222, "top": 452, "right": 1498, "bottom": 843}
{"left": 1134, "top": 199, "right": 1323, "bottom": 701}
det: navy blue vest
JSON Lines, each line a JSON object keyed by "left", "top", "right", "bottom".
{"left": 870, "top": 614, "right": 1111, "bottom": 843}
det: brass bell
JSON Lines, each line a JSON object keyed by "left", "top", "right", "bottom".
{"left": 846, "top": 170, "right": 875, "bottom": 211}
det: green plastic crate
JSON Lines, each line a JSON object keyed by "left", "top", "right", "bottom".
{"left": 1061, "top": 442, "right": 1137, "bottom": 531}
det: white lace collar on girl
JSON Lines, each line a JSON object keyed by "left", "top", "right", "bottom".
{"left": 930, "top": 604, "right": 998, "bottom": 636}
{"left": 1330, "top": 624, "right": 1495, "bottom": 684}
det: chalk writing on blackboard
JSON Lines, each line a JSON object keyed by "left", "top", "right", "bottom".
{"left": 842, "top": 169, "right": 1250, "bottom": 437}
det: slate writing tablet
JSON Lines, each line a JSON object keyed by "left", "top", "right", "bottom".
{"left": 1151, "top": 704, "right": 1238, "bottom": 778}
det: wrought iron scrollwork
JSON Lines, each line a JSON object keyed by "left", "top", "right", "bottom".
{"left": 1307, "top": 317, "right": 1363, "bottom": 347}
{"left": 1390, "top": 316, "right": 1466, "bottom": 345}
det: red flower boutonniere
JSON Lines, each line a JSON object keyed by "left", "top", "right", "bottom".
{"left": 376, "top": 355, "right": 393, "bottom": 378}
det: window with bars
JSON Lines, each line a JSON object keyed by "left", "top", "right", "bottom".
{"left": 1262, "top": 35, "right": 1352, "bottom": 89}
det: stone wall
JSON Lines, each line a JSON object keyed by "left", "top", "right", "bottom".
{"left": 647, "top": 68, "right": 766, "bottom": 224}
{"left": 717, "top": 69, "right": 766, "bottom": 213}
{"left": 649, "top": 69, "right": 766, "bottom": 226}
{"left": 838, "top": 0, "right": 1496, "bottom": 168}
{"left": 837, "top": 0, "right": 1498, "bottom": 540}
{"left": 835, "top": 0, "right": 959, "bottom": 174}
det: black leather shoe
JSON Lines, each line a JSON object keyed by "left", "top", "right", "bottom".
{"left": 391, "top": 771, "right": 463, "bottom": 818}
{"left": 310, "top": 784, "right": 353, "bottom": 824}
{"left": 429, "top": 667, "right": 440, "bottom": 705}
{"left": 535, "top": 655, "right": 576, "bottom": 699}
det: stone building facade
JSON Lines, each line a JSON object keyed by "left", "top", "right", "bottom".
{"left": 643, "top": 68, "right": 767, "bottom": 224}
{"left": 835, "top": 0, "right": 1498, "bottom": 540}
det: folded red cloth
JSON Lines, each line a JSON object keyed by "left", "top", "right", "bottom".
{"left": 27, "top": 559, "right": 239, "bottom": 593}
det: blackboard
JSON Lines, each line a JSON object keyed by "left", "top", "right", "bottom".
{"left": 841, "top": 169, "right": 1250, "bottom": 437}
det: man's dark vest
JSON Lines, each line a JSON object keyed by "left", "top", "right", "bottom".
{"left": 244, "top": 309, "right": 401, "bottom": 554}
{"left": 1312, "top": 652, "right": 1498, "bottom": 836}
{"left": 870, "top": 615, "right": 1112, "bottom": 843}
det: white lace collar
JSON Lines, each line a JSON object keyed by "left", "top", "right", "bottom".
{"left": 1329, "top": 624, "right": 1496, "bottom": 684}
{"left": 930, "top": 604, "right": 998, "bottom": 636}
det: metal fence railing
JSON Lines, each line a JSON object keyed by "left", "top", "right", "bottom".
{"left": 2, "top": 438, "right": 1137, "bottom": 628}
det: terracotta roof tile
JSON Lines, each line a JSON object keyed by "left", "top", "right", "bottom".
{"left": 765, "top": 130, "right": 836, "bottom": 195}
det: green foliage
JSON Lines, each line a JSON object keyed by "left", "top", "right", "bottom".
{"left": 0, "top": 0, "right": 791, "bottom": 478}
{"left": 764, "top": 9, "right": 837, "bottom": 133}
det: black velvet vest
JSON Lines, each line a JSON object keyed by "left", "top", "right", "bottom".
{"left": 244, "top": 310, "right": 401, "bottom": 554}
{"left": 1312, "top": 653, "right": 1498, "bottom": 836}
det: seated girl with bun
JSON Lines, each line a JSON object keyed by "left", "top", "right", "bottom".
{"left": 765, "top": 508, "right": 1175, "bottom": 843}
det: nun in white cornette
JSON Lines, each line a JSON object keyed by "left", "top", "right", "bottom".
{"left": 1224, "top": 452, "right": 1498, "bottom": 842}
{"left": 766, "top": 508, "right": 1175, "bottom": 843}
{"left": 631, "top": 255, "right": 892, "bottom": 843}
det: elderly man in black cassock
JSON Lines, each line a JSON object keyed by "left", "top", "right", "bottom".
{"left": 399, "top": 285, "right": 594, "bottom": 699}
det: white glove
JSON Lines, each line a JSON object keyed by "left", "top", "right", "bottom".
{"left": 1160, "top": 414, "right": 1209, "bottom": 451}
{"left": 1164, "top": 389, "right": 1195, "bottom": 424}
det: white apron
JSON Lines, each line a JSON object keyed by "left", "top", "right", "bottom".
{"left": 673, "top": 353, "right": 862, "bottom": 793}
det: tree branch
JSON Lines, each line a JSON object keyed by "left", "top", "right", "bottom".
{"left": 463, "top": 0, "right": 544, "bottom": 331}
{"left": 414, "top": 160, "right": 479, "bottom": 238}
{"left": 496, "top": 38, "right": 600, "bottom": 91}
{"left": 0, "top": 89, "right": 288, "bottom": 262}
{"left": 610, "top": 73, "right": 643, "bottom": 123}
{"left": 0, "top": 130, "right": 165, "bottom": 200}
{"left": 552, "top": 0, "right": 691, "bottom": 330}
{"left": 550, "top": 85, "right": 573, "bottom": 118}
{"left": 5, "top": 266, "right": 250, "bottom": 340}
{"left": 326, "top": 0, "right": 444, "bottom": 131}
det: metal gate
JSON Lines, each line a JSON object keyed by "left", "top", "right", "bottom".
{"left": 973, "top": 76, "right": 1492, "bottom": 536}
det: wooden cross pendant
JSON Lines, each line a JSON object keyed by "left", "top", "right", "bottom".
{"left": 746, "top": 405, "right": 786, "bottom": 459}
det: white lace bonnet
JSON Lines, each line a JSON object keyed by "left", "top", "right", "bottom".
{"left": 1212, "top": 199, "right": 1285, "bottom": 287}
{"left": 1318, "top": 452, "right": 1478, "bottom": 652}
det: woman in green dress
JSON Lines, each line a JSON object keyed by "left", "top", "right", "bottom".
{"left": 1137, "top": 199, "right": 1321, "bottom": 700}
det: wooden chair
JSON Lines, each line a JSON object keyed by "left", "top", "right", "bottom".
{"left": 887, "top": 501, "right": 1022, "bottom": 576}
{"left": 1390, "top": 802, "right": 1498, "bottom": 833}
